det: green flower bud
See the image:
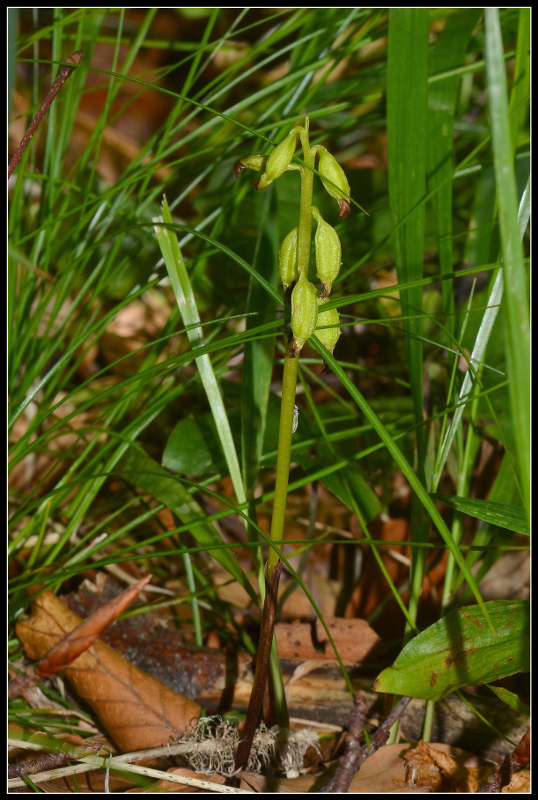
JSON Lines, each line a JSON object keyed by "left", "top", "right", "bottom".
{"left": 316, "top": 146, "right": 351, "bottom": 219}
{"left": 311, "top": 206, "right": 341, "bottom": 298}
{"left": 290, "top": 272, "right": 318, "bottom": 355}
{"left": 278, "top": 227, "right": 299, "bottom": 290}
{"left": 315, "top": 297, "right": 341, "bottom": 354}
{"left": 233, "top": 154, "right": 267, "bottom": 180}
{"left": 253, "top": 129, "right": 298, "bottom": 190}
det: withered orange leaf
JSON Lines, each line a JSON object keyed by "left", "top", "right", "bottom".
{"left": 16, "top": 589, "right": 201, "bottom": 752}
{"left": 35, "top": 575, "right": 152, "bottom": 677}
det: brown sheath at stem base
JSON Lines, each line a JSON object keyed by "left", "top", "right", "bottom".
{"left": 233, "top": 559, "right": 283, "bottom": 773}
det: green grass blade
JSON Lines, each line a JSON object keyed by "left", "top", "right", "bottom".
{"left": 387, "top": 9, "right": 430, "bottom": 638}
{"left": 387, "top": 9, "right": 429, "bottom": 468}
{"left": 155, "top": 198, "right": 247, "bottom": 510}
{"left": 484, "top": 9, "right": 530, "bottom": 517}
{"left": 433, "top": 181, "right": 530, "bottom": 490}
{"left": 427, "top": 10, "right": 482, "bottom": 339}
{"left": 119, "top": 447, "right": 257, "bottom": 604}
{"left": 508, "top": 9, "right": 530, "bottom": 153}
{"left": 312, "top": 336, "right": 491, "bottom": 626}
{"left": 430, "top": 494, "right": 528, "bottom": 536}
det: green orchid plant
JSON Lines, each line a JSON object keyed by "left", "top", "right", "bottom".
{"left": 232, "top": 116, "right": 351, "bottom": 769}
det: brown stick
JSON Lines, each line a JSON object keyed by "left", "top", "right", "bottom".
{"left": 321, "top": 691, "right": 368, "bottom": 793}
{"left": 321, "top": 695, "right": 412, "bottom": 792}
{"left": 234, "top": 559, "right": 283, "bottom": 773}
{"left": 477, "top": 726, "right": 530, "bottom": 793}
{"left": 8, "top": 51, "right": 84, "bottom": 179}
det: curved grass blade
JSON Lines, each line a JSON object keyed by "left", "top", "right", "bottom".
{"left": 119, "top": 447, "right": 257, "bottom": 604}
{"left": 155, "top": 198, "right": 247, "bottom": 513}
{"left": 485, "top": 9, "right": 530, "bottom": 518}
{"left": 430, "top": 494, "right": 528, "bottom": 536}
{"left": 311, "top": 335, "right": 491, "bottom": 626}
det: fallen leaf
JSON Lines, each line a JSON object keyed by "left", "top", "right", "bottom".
{"left": 502, "top": 769, "right": 530, "bottom": 792}
{"left": 35, "top": 575, "right": 152, "bottom": 677}
{"left": 16, "top": 590, "right": 201, "bottom": 752}
{"left": 241, "top": 745, "right": 432, "bottom": 793}
{"left": 347, "top": 743, "right": 432, "bottom": 793}
{"left": 403, "top": 740, "right": 495, "bottom": 792}
{"left": 239, "top": 771, "right": 317, "bottom": 793}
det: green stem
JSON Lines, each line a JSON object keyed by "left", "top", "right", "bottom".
{"left": 268, "top": 120, "right": 315, "bottom": 576}
{"left": 267, "top": 352, "right": 299, "bottom": 575}
{"left": 237, "top": 120, "right": 316, "bottom": 757}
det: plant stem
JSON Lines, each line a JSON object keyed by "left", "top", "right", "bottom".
{"left": 234, "top": 120, "right": 316, "bottom": 768}
{"left": 267, "top": 352, "right": 299, "bottom": 575}
{"left": 8, "top": 51, "right": 83, "bottom": 179}
{"left": 268, "top": 119, "right": 315, "bottom": 575}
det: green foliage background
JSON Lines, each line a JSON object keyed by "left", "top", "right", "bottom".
{"left": 9, "top": 8, "right": 529, "bottom": 739}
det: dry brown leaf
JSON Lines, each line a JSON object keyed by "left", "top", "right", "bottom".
{"left": 16, "top": 590, "right": 201, "bottom": 752}
{"left": 503, "top": 769, "right": 530, "bottom": 792}
{"left": 279, "top": 574, "right": 342, "bottom": 621}
{"left": 403, "top": 741, "right": 495, "bottom": 793}
{"left": 347, "top": 744, "right": 432, "bottom": 793}
{"left": 35, "top": 576, "right": 152, "bottom": 677}
{"left": 241, "top": 745, "right": 431, "bottom": 793}
{"left": 512, "top": 726, "right": 530, "bottom": 768}
{"left": 276, "top": 616, "right": 381, "bottom": 662}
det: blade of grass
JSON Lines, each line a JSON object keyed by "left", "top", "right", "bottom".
{"left": 387, "top": 8, "right": 430, "bottom": 644}
{"left": 311, "top": 335, "right": 492, "bottom": 627}
{"left": 427, "top": 9, "right": 482, "bottom": 341}
{"left": 484, "top": 9, "right": 530, "bottom": 519}
{"left": 240, "top": 191, "right": 280, "bottom": 583}
{"left": 433, "top": 177, "right": 530, "bottom": 492}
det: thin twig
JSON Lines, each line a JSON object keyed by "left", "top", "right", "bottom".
{"left": 9, "top": 751, "right": 76, "bottom": 780}
{"left": 322, "top": 695, "right": 412, "bottom": 792}
{"left": 320, "top": 691, "right": 367, "bottom": 792}
{"left": 8, "top": 51, "right": 83, "bottom": 179}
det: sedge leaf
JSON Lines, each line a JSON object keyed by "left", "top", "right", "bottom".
{"left": 430, "top": 494, "right": 529, "bottom": 536}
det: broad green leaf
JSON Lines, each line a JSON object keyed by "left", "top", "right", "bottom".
{"left": 163, "top": 415, "right": 228, "bottom": 477}
{"left": 430, "top": 494, "right": 528, "bottom": 536}
{"left": 373, "top": 600, "right": 529, "bottom": 701}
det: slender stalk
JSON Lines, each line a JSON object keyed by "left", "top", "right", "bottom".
{"left": 267, "top": 353, "right": 299, "bottom": 575}
{"left": 267, "top": 119, "right": 315, "bottom": 576}
{"left": 234, "top": 119, "right": 317, "bottom": 769}
{"left": 8, "top": 51, "right": 83, "bottom": 179}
